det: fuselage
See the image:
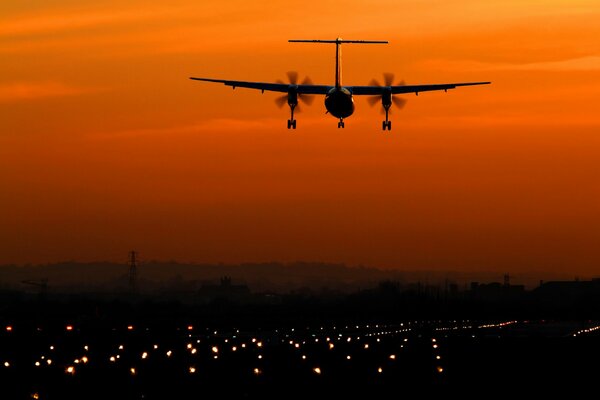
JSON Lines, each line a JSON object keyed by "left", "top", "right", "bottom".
{"left": 324, "top": 87, "right": 354, "bottom": 118}
{"left": 322, "top": 38, "right": 355, "bottom": 120}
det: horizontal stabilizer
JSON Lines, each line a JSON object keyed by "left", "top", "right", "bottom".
{"left": 289, "top": 39, "right": 387, "bottom": 44}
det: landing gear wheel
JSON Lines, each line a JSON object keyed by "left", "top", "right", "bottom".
{"left": 338, "top": 121, "right": 345, "bottom": 129}
{"left": 382, "top": 121, "right": 392, "bottom": 131}
{"left": 287, "top": 119, "right": 297, "bottom": 129}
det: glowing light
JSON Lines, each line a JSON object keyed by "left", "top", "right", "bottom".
{"left": 81, "top": 356, "right": 88, "bottom": 364}
{"left": 346, "top": 355, "right": 351, "bottom": 360}
{"left": 433, "top": 344, "right": 438, "bottom": 349}
{"left": 252, "top": 338, "right": 256, "bottom": 343}
{"left": 46, "top": 359, "right": 52, "bottom": 365}
{"left": 187, "top": 325, "right": 193, "bottom": 331}
{"left": 153, "top": 344, "right": 158, "bottom": 350}
{"left": 127, "top": 325, "right": 134, "bottom": 331}
{"left": 141, "top": 352, "right": 148, "bottom": 359}
{"left": 329, "top": 343, "right": 334, "bottom": 350}
{"left": 258, "top": 355, "right": 262, "bottom": 359}
{"left": 437, "top": 367, "right": 444, "bottom": 373}
{"left": 302, "top": 355, "right": 306, "bottom": 360}
{"left": 109, "top": 356, "right": 116, "bottom": 362}
{"left": 364, "top": 344, "right": 369, "bottom": 349}
{"left": 313, "top": 367, "right": 321, "bottom": 375}
{"left": 66, "top": 366, "right": 75, "bottom": 374}
{"left": 84, "top": 345, "right": 89, "bottom": 351}
{"left": 35, "top": 361, "right": 40, "bottom": 367}
{"left": 257, "top": 342, "right": 263, "bottom": 347}
{"left": 191, "top": 348, "right": 197, "bottom": 355}
{"left": 4, "top": 361, "right": 9, "bottom": 367}
{"left": 66, "top": 325, "right": 73, "bottom": 331}
{"left": 118, "top": 345, "right": 124, "bottom": 350}
{"left": 211, "top": 346, "right": 218, "bottom": 353}
{"left": 74, "top": 359, "right": 80, "bottom": 364}
{"left": 436, "top": 355, "right": 441, "bottom": 360}
{"left": 130, "top": 367, "right": 136, "bottom": 375}
{"left": 189, "top": 366, "right": 196, "bottom": 374}
{"left": 166, "top": 351, "right": 172, "bottom": 357}
{"left": 187, "top": 344, "right": 193, "bottom": 349}
{"left": 389, "top": 354, "right": 396, "bottom": 360}
{"left": 294, "top": 343, "right": 300, "bottom": 348}
{"left": 241, "top": 344, "right": 246, "bottom": 348}
{"left": 49, "top": 346, "right": 54, "bottom": 350}
{"left": 31, "top": 393, "right": 40, "bottom": 400}
{"left": 6, "top": 326, "right": 12, "bottom": 332}
{"left": 253, "top": 367, "right": 261, "bottom": 375}
{"left": 378, "top": 367, "right": 383, "bottom": 373}
{"left": 232, "top": 346, "right": 237, "bottom": 352}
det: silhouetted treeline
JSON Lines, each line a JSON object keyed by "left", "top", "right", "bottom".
{"left": 0, "top": 261, "right": 584, "bottom": 293}
{"left": 1, "top": 277, "right": 599, "bottom": 328}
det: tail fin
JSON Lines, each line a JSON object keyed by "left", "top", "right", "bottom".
{"left": 289, "top": 38, "right": 388, "bottom": 88}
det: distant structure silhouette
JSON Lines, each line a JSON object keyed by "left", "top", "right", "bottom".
{"left": 128, "top": 251, "right": 138, "bottom": 294}
{"left": 21, "top": 278, "right": 48, "bottom": 299}
{"left": 198, "top": 276, "right": 250, "bottom": 303}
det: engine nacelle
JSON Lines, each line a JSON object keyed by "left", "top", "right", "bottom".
{"left": 287, "top": 86, "right": 298, "bottom": 106}
{"left": 381, "top": 87, "right": 392, "bottom": 107}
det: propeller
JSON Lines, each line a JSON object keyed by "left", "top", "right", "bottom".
{"left": 367, "top": 73, "right": 407, "bottom": 113}
{"left": 274, "top": 71, "right": 315, "bottom": 111}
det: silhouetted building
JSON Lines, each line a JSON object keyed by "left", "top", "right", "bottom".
{"left": 197, "top": 276, "right": 251, "bottom": 303}
{"left": 534, "top": 278, "right": 600, "bottom": 304}
{"left": 470, "top": 281, "right": 525, "bottom": 301}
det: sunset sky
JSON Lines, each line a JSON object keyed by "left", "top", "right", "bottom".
{"left": 1, "top": 0, "right": 599, "bottom": 277}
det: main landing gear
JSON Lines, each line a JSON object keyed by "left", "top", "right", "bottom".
{"left": 287, "top": 103, "right": 297, "bottom": 129}
{"left": 382, "top": 105, "right": 392, "bottom": 131}
{"left": 338, "top": 118, "right": 345, "bottom": 128}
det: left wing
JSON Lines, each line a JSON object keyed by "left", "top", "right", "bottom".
{"left": 189, "top": 77, "right": 332, "bottom": 95}
{"left": 349, "top": 81, "right": 491, "bottom": 95}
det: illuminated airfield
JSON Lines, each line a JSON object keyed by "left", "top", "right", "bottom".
{"left": 1, "top": 320, "right": 599, "bottom": 398}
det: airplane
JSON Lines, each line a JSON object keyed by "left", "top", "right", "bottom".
{"left": 190, "top": 38, "right": 490, "bottom": 130}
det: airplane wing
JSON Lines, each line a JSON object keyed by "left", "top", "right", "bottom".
{"left": 349, "top": 81, "right": 491, "bottom": 95}
{"left": 189, "top": 77, "right": 332, "bottom": 95}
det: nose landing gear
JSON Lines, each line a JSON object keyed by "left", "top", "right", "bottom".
{"left": 338, "top": 118, "right": 345, "bottom": 128}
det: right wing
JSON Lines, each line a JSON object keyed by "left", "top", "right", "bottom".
{"left": 189, "top": 77, "right": 332, "bottom": 95}
{"left": 350, "top": 81, "right": 491, "bottom": 95}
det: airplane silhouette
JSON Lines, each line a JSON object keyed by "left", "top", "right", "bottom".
{"left": 190, "top": 38, "right": 490, "bottom": 130}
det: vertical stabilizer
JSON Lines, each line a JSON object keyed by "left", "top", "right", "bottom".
{"left": 289, "top": 39, "right": 388, "bottom": 88}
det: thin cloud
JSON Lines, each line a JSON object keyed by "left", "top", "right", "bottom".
{"left": 0, "top": 6, "right": 188, "bottom": 38}
{"left": 508, "top": 56, "right": 600, "bottom": 71}
{"left": 418, "top": 55, "right": 600, "bottom": 72}
{"left": 0, "top": 81, "right": 101, "bottom": 102}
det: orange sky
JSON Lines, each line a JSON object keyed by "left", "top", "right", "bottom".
{"left": 1, "top": 0, "right": 599, "bottom": 277}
